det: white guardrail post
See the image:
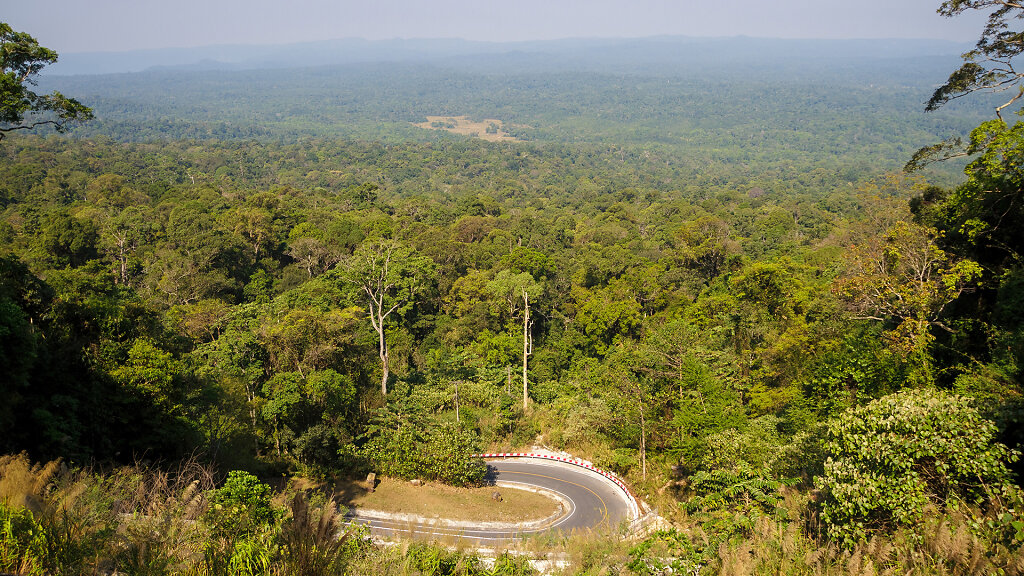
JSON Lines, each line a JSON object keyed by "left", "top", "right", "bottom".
{"left": 474, "top": 452, "right": 641, "bottom": 521}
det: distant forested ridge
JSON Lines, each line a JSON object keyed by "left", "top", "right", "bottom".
{"left": 43, "top": 37, "right": 991, "bottom": 182}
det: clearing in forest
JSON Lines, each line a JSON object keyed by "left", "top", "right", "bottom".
{"left": 413, "top": 115, "right": 520, "bottom": 141}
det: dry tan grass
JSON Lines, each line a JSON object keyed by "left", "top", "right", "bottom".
{"left": 344, "top": 477, "right": 559, "bottom": 523}
{"left": 412, "top": 115, "right": 520, "bottom": 142}
{"left": 0, "top": 452, "right": 61, "bottom": 512}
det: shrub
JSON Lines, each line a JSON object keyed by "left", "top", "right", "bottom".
{"left": 0, "top": 500, "right": 45, "bottom": 575}
{"left": 207, "top": 470, "right": 279, "bottom": 539}
{"left": 360, "top": 413, "right": 487, "bottom": 486}
{"left": 816, "top": 388, "right": 1019, "bottom": 547}
{"left": 423, "top": 423, "right": 488, "bottom": 486}
{"left": 360, "top": 419, "right": 422, "bottom": 481}
{"left": 628, "top": 528, "right": 715, "bottom": 576}
{"left": 0, "top": 455, "right": 121, "bottom": 576}
{"left": 683, "top": 463, "right": 794, "bottom": 519}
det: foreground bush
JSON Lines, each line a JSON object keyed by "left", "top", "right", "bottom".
{"left": 816, "top": 388, "right": 1019, "bottom": 546}
{"left": 0, "top": 501, "right": 45, "bottom": 575}
{"left": 0, "top": 454, "right": 374, "bottom": 575}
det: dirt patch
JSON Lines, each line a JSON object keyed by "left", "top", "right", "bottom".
{"left": 413, "top": 115, "right": 520, "bottom": 142}
{"left": 339, "top": 477, "right": 558, "bottom": 523}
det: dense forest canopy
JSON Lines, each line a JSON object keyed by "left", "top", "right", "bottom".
{"left": 43, "top": 37, "right": 996, "bottom": 179}
{"left": 0, "top": 22, "right": 1022, "bottom": 576}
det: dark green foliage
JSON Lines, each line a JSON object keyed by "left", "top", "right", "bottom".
{"left": 0, "top": 500, "right": 45, "bottom": 575}
{"left": 425, "top": 423, "right": 490, "bottom": 487}
{"left": 0, "top": 286, "right": 37, "bottom": 441}
{"left": 0, "top": 22, "right": 92, "bottom": 141}
{"left": 926, "top": 1, "right": 1024, "bottom": 114}
{"left": 207, "top": 470, "right": 280, "bottom": 539}
{"left": 906, "top": 5, "right": 1024, "bottom": 402}
{"left": 404, "top": 542, "right": 535, "bottom": 576}
{"left": 816, "top": 389, "right": 1019, "bottom": 547}
{"left": 0, "top": 501, "right": 101, "bottom": 576}
{"left": 32, "top": 211, "right": 98, "bottom": 269}
{"left": 800, "top": 327, "right": 906, "bottom": 416}
{"left": 361, "top": 410, "right": 487, "bottom": 486}
{"left": 627, "top": 528, "right": 726, "bottom": 576}
{"left": 682, "top": 464, "right": 795, "bottom": 518}
{"left": 0, "top": 254, "right": 210, "bottom": 462}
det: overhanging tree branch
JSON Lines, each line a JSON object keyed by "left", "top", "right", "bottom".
{"left": 0, "top": 23, "right": 92, "bottom": 141}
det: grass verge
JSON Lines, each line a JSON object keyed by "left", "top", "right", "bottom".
{"left": 341, "top": 477, "right": 560, "bottom": 523}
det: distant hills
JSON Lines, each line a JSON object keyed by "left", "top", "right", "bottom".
{"left": 33, "top": 33, "right": 990, "bottom": 189}
{"left": 50, "top": 36, "right": 972, "bottom": 76}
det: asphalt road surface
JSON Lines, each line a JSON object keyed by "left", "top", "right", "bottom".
{"left": 350, "top": 458, "right": 634, "bottom": 545}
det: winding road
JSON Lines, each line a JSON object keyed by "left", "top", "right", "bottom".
{"left": 350, "top": 458, "right": 636, "bottom": 544}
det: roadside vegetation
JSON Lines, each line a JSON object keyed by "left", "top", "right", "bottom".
{"left": 1, "top": 3, "right": 1024, "bottom": 574}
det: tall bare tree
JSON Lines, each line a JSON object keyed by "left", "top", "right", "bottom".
{"left": 487, "top": 269, "right": 543, "bottom": 410}
{"left": 340, "top": 239, "right": 433, "bottom": 395}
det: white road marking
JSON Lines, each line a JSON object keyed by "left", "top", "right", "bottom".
{"left": 493, "top": 479, "right": 576, "bottom": 529}
{"left": 349, "top": 459, "right": 628, "bottom": 542}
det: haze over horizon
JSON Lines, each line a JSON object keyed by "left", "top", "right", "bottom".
{"left": 4, "top": 0, "right": 988, "bottom": 55}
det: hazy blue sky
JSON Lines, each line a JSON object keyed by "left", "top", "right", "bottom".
{"left": 4, "top": 0, "right": 988, "bottom": 53}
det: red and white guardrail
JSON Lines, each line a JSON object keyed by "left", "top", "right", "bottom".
{"left": 474, "top": 452, "right": 640, "bottom": 520}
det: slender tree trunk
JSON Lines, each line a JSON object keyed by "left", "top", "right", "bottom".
{"left": 366, "top": 290, "right": 390, "bottom": 395}
{"left": 118, "top": 252, "right": 128, "bottom": 284}
{"left": 378, "top": 327, "right": 389, "bottom": 396}
{"left": 522, "top": 290, "right": 531, "bottom": 411}
{"left": 245, "top": 381, "right": 259, "bottom": 452}
{"left": 639, "top": 393, "right": 647, "bottom": 481}
{"left": 274, "top": 417, "right": 282, "bottom": 456}
{"left": 112, "top": 230, "right": 130, "bottom": 284}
